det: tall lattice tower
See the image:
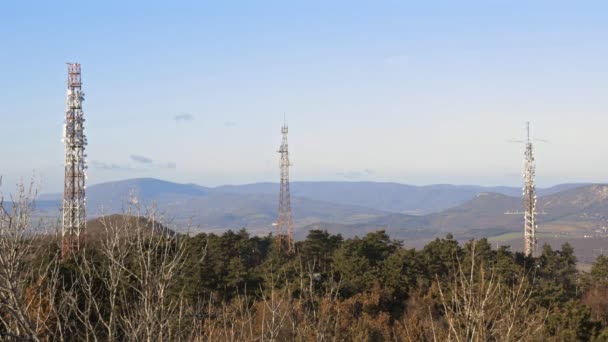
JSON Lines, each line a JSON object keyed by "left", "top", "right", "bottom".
{"left": 523, "top": 122, "right": 537, "bottom": 257}
{"left": 62, "top": 63, "right": 87, "bottom": 258}
{"left": 277, "top": 122, "right": 294, "bottom": 253}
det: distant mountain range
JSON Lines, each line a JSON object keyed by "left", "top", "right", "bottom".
{"left": 34, "top": 178, "right": 608, "bottom": 264}
{"left": 35, "top": 178, "right": 597, "bottom": 235}
{"left": 39, "top": 178, "right": 589, "bottom": 212}
{"left": 211, "top": 181, "right": 588, "bottom": 214}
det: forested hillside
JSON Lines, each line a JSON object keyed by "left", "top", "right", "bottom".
{"left": 4, "top": 197, "right": 608, "bottom": 341}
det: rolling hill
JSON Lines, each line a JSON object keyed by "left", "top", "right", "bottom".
{"left": 39, "top": 178, "right": 589, "bottom": 216}
{"left": 36, "top": 179, "right": 605, "bottom": 244}
{"left": 214, "top": 181, "right": 588, "bottom": 214}
{"left": 300, "top": 185, "right": 608, "bottom": 254}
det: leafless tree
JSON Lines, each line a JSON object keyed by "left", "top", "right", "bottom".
{"left": 117, "top": 205, "right": 186, "bottom": 341}
{"left": 48, "top": 202, "right": 186, "bottom": 341}
{"left": 437, "top": 240, "right": 546, "bottom": 342}
{"left": 0, "top": 180, "right": 61, "bottom": 341}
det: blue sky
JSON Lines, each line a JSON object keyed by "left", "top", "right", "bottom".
{"left": 0, "top": 1, "right": 607, "bottom": 193}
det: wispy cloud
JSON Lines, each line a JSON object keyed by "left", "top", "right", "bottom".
{"left": 336, "top": 169, "right": 374, "bottom": 179}
{"left": 130, "top": 155, "right": 154, "bottom": 165}
{"left": 130, "top": 155, "right": 176, "bottom": 169}
{"left": 174, "top": 113, "right": 194, "bottom": 122}
{"left": 91, "top": 155, "right": 176, "bottom": 171}
{"left": 91, "top": 161, "right": 132, "bottom": 170}
{"left": 224, "top": 121, "right": 237, "bottom": 127}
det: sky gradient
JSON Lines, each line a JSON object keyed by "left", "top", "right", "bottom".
{"left": 0, "top": 1, "right": 607, "bottom": 193}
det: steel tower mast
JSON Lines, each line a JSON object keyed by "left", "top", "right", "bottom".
{"left": 277, "top": 121, "right": 294, "bottom": 253}
{"left": 62, "top": 63, "right": 87, "bottom": 258}
{"left": 523, "top": 122, "right": 537, "bottom": 257}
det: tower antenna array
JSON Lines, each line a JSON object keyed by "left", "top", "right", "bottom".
{"left": 277, "top": 120, "right": 294, "bottom": 253}
{"left": 62, "top": 63, "right": 87, "bottom": 258}
{"left": 523, "top": 121, "right": 537, "bottom": 257}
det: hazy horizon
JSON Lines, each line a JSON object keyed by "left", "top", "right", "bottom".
{"left": 28, "top": 176, "right": 601, "bottom": 197}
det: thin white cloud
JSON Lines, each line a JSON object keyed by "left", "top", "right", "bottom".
{"left": 91, "top": 161, "right": 132, "bottom": 170}
{"left": 130, "top": 155, "right": 154, "bottom": 164}
{"left": 336, "top": 169, "right": 375, "bottom": 179}
{"left": 174, "top": 113, "right": 194, "bottom": 122}
{"left": 130, "top": 155, "right": 176, "bottom": 169}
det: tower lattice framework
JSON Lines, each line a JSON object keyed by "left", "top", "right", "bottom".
{"left": 523, "top": 122, "right": 537, "bottom": 257}
{"left": 62, "top": 63, "right": 87, "bottom": 258}
{"left": 277, "top": 123, "right": 294, "bottom": 253}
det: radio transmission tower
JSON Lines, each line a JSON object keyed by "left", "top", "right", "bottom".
{"left": 523, "top": 122, "right": 537, "bottom": 257}
{"left": 277, "top": 121, "right": 294, "bottom": 253}
{"left": 62, "top": 63, "right": 87, "bottom": 259}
